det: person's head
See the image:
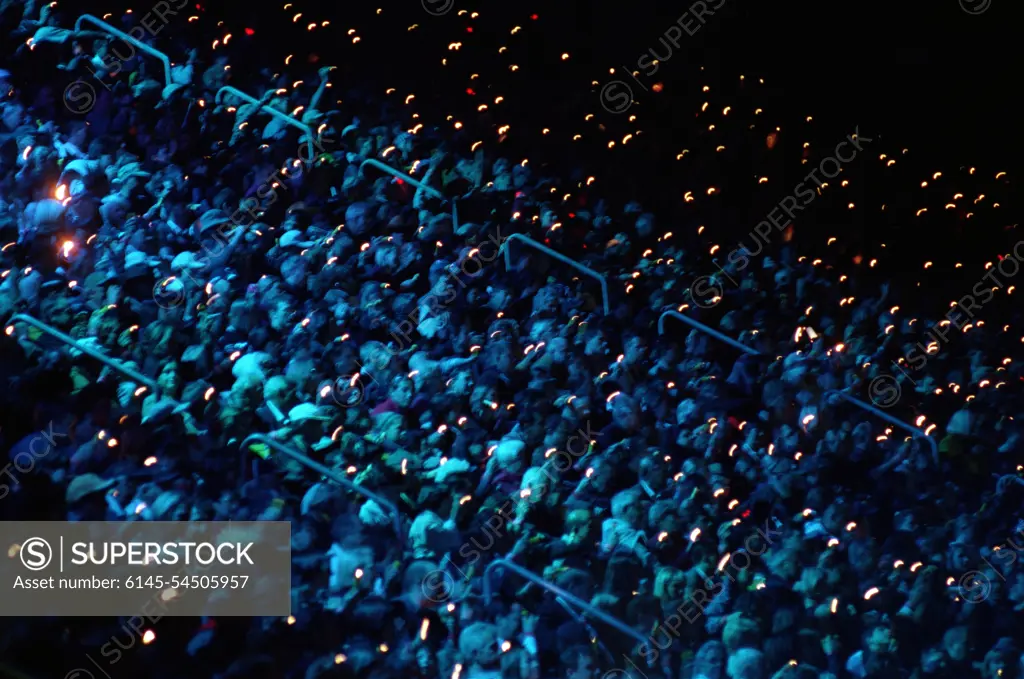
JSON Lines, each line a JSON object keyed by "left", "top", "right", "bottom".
{"left": 624, "top": 333, "right": 647, "bottom": 364}
{"left": 264, "top": 376, "right": 290, "bottom": 409}
{"left": 947, "top": 542, "right": 971, "bottom": 571}
{"left": 847, "top": 539, "right": 877, "bottom": 578}
{"left": 611, "top": 393, "right": 639, "bottom": 431}
{"left": 1010, "top": 571, "right": 1024, "bottom": 604}
{"left": 66, "top": 121, "right": 88, "bottom": 149}
{"left": 286, "top": 353, "right": 318, "bottom": 390}
{"left": 725, "top": 647, "right": 765, "bottom": 679}
{"left": 560, "top": 645, "right": 596, "bottom": 679}
{"left": 117, "top": 172, "right": 145, "bottom": 197}
{"left": 867, "top": 625, "right": 895, "bottom": 655}
{"left": 360, "top": 341, "right": 392, "bottom": 373}
{"left": 520, "top": 467, "right": 550, "bottom": 505}
{"left": 492, "top": 159, "right": 512, "bottom": 191}
{"left": 920, "top": 646, "right": 946, "bottom": 674}
{"left": 150, "top": 142, "right": 174, "bottom": 164}
{"left": 269, "top": 299, "right": 295, "bottom": 332}
{"left": 721, "top": 612, "right": 762, "bottom": 654}
{"left": 157, "top": 361, "right": 180, "bottom": 396}
{"left": 512, "top": 162, "right": 532, "bottom": 189}
{"left": 447, "top": 369, "right": 473, "bottom": 397}
{"left": 639, "top": 456, "right": 668, "bottom": 491}
{"left": 635, "top": 212, "right": 655, "bottom": 238}
{"left": 280, "top": 254, "right": 308, "bottom": 290}
{"left": 548, "top": 336, "right": 569, "bottom": 363}
{"left": 198, "top": 310, "right": 225, "bottom": 340}
{"left": 979, "top": 641, "right": 1015, "bottom": 679}
{"left": 611, "top": 488, "right": 644, "bottom": 528}
{"left": 401, "top": 560, "right": 442, "bottom": 607}
{"left": 1, "top": 101, "right": 25, "bottom": 131}
{"left": 693, "top": 640, "right": 726, "bottom": 679}
{"left": 565, "top": 508, "right": 592, "bottom": 542}
{"left": 373, "top": 242, "right": 398, "bottom": 271}
{"left": 357, "top": 136, "right": 374, "bottom": 159}
{"left": 389, "top": 375, "right": 414, "bottom": 408}
{"left": 42, "top": 295, "right": 73, "bottom": 327}
{"left": 458, "top": 622, "right": 500, "bottom": 669}
{"left": 588, "top": 460, "right": 614, "bottom": 493}
{"left": 532, "top": 285, "right": 559, "bottom": 315}
{"left": 648, "top": 500, "right": 680, "bottom": 535}
{"left": 777, "top": 423, "right": 800, "bottom": 453}
{"left": 345, "top": 201, "right": 372, "bottom": 236}
{"left": 228, "top": 300, "right": 252, "bottom": 332}
{"left": 398, "top": 241, "right": 419, "bottom": 268}
{"left": 482, "top": 340, "right": 513, "bottom": 374}
{"left": 492, "top": 157, "right": 511, "bottom": 177}
{"left": 654, "top": 566, "right": 686, "bottom": 602}
{"left": 583, "top": 328, "right": 608, "bottom": 357}
{"left": 943, "top": 626, "right": 968, "bottom": 662}
{"left": 371, "top": 411, "right": 403, "bottom": 444}
{"left": 281, "top": 210, "right": 301, "bottom": 232}
{"left": 676, "top": 398, "right": 700, "bottom": 426}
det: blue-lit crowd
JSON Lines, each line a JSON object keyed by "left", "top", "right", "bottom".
{"left": 1, "top": 2, "right": 1023, "bottom": 678}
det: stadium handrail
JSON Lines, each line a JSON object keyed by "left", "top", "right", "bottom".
{"left": 359, "top": 158, "right": 460, "bottom": 230}
{"left": 75, "top": 14, "right": 173, "bottom": 89}
{"left": 215, "top": 86, "right": 315, "bottom": 162}
{"left": 240, "top": 434, "right": 404, "bottom": 545}
{"left": 360, "top": 158, "right": 446, "bottom": 201}
{"left": 658, "top": 310, "right": 760, "bottom": 356}
{"left": 824, "top": 389, "right": 940, "bottom": 465}
{"left": 482, "top": 558, "right": 647, "bottom": 646}
{"left": 500, "top": 234, "right": 610, "bottom": 314}
{"left": 7, "top": 313, "right": 161, "bottom": 394}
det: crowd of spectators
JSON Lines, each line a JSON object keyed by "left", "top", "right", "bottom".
{"left": 1, "top": 2, "right": 1023, "bottom": 678}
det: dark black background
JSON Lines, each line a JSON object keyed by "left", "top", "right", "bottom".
{"left": 532, "top": 0, "right": 1020, "bottom": 162}
{"left": 172, "top": 0, "right": 1021, "bottom": 164}
{"left": 49, "top": 0, "right": 1019, "bottom": 174}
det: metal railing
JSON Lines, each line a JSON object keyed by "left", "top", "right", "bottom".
{"left": 240, "top": 434, "right": 404, "bottom": 545}
{"left": 658, "top": 310, "right": 760, "bottom": 356}
{"left": 360, "top": 158, "right": 445, "bottom": 201}
{"left": 216, "top": 86, "right": 315, "bottom": 162}
{"left": 360, "top": 158, "right": 460, "bottom": 231}
{"left": 483, "top": 558, "right": 647, "bottom": 646}
{"left": 75, "top": 14, "right": 173, "bottom": 89}
{"left": 500, "top": 234, "right": 610, "bottom": 315}
{"left": 7, "top": 314, "right": 161, "bottom": 394}
{"left": 824, "top": 390, "right": 939, "bottom": 465}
